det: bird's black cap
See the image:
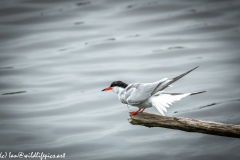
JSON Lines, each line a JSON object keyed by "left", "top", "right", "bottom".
{"left": 110, "top": 81, "right": 128, "bottom": 88}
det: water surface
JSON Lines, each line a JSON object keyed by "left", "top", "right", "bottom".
{"left": 0, "top": 0, "right": 240, "bottom": 160}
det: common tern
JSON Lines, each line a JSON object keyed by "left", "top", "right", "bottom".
{"left": 102, "top": 66, "right": 206, "bottom": 116}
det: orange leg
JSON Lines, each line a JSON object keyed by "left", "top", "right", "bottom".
{"left": 129, "top": 108, "right": 146, "bottom": 116}
{"left": 129, "top": 108, "right": 141, "bottom": 116}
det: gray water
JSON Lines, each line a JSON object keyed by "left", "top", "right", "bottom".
{"left": 0, "top": 0, "right": 240, "bottom": 159}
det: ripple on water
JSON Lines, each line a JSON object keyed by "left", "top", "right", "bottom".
{"left": 0, "top": 0, "right": 240, "bottom": 159}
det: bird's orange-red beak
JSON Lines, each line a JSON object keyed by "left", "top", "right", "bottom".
{"left": 102, "top": 87, "right": 112, "bottom": 91}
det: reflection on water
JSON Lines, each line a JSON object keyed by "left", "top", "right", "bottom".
{"left": 2, "top": 91, "right": 26, "bottom": 95}
{"left": 0, "top": 0, "right": 240, "bottom": 160}
{"left": 174, "top": 99, "right": 240, "bottom": 114}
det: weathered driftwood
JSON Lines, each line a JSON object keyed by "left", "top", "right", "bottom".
{"left": 128, "top": 112, "right": 240, "bottom": 138}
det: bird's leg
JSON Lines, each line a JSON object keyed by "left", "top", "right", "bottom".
{"left": 139, "top": 108, "right": 146, "bottom": 113}
{"left": 129, "top": 108, "right": 141, "bottom": 116}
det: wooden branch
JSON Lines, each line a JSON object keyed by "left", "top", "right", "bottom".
{"left": 128, "top": 112, "right": 240, "bottom": 138}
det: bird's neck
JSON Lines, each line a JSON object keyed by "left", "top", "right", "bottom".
{"left": 112, "top": 87, "right": 125, "bottom": 100}
{"left": 113, "top": 87, "right": 124, "bottom": 95}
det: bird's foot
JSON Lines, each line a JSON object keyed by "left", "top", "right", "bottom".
{"left": 129, "top": 111, "right": 138, "bottom": 116}
{"left": 129, "top": 108, "right": 146, "bottom": 116}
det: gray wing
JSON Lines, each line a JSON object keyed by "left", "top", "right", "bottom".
{"left": 126, "top": 78, "right": 168, "bottom": 105}
{"left": 151, "top": 66, "right": 199, "bottom": 95}
{"left": 126, "top": 66, "right": 199, "bottom": 105}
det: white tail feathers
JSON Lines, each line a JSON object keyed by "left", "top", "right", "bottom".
{"left": 151, "top": 93, "right": 190, "bottom": 116}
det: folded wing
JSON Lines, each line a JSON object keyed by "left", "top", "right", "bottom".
{"left": 126, "top": 66, "right": 199, "bottom": 105}
{"left": 126, "top": 78, "right": 168, "bottom": 105}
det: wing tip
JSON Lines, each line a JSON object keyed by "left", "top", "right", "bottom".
{"left": 190, "top": 90, "right": 207, "bottom": 96}
{"left": 157, "top": 66, "right": 200, "bottom": 92}
{"left": 192, "top": 66, "right": 199, "bottom": 71}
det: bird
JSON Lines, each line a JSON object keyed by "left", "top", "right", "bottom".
{"left": 102, "top": 66, "right": 206, "bottom": 116}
